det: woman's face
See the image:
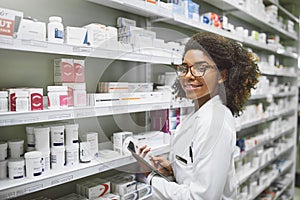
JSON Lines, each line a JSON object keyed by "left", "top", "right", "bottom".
{"left": 179, "top": 49, "right": 220, "bottom": 100}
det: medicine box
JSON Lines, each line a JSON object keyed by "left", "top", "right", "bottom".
{"left": 81, "top": 132, "right": 99, "bottom": 158}
{"left": 54, "top": 59, "right": 74, "bottom": 83}
{"left": 18, "top": 18, "right": 46, "bottom": 41}
{"left": 73, "top": 59, "right": 85, "bottom": 83}
{"left": 26, "top": 88, "right": 43, "bottom": 111}
{"left": 117, "top": 17, "right": 136, "bottom": 28}
{"left": 113, "top": 131, "right": 133, "bottom": 155}
{"left": 0, "top": 7, "right": 23, "bottom": 38}
{"left": 85, "top": 179, "right": 110, "bottom": 199}
{"left": 65, "top": 26, "right": 88, "bottom": 46}
{"left": 94, "top": 193, "right": 120, "bottom": 200}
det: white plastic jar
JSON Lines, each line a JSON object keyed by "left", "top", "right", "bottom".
{"left": 0, "top": 141, "right": 8, "bottom": 161}
{"left": 65, "top": 144, "right": 79, "bottom": 166}
{"left": 0, "top": 160, "right": 7, "bottom": 179}
{"left": 8, "top": 158, "right": 25, "bottom": 179}
{"left": 34, "top": 127, "right": 50, "bottom": 151}
{"left": 65, "top": 124, "right": 79, "bottom": 146}
{"left": 8, "top": 139, "right": 24, "bottom": 158}
{"left": 47, "top": 16, "right": 64, "bottom": 43}
{"left": 41, "top": 149, "right": 50, "bottom": 172}
{"left": 47, "top": 86, "right": 68, "bottom": 109}
{"left": 15, "top": 91, "right": 29, "bottom": 112}
{"left": 79, "top": 141, "right": 91, "bottom": 163}
{"left": 24, "top": 151, "right": 43, "bottom": 178}
{"left": 25, "top": 126, "right": 35, "bottom": 151}
{"left": 50, "top": 125, "right": 65, "bottom": 147}
{"left": 51, "top": 146, "right": 65, "bottom": 169}
{"left": 0, "top": 91, "right": 8, "bottom": 112}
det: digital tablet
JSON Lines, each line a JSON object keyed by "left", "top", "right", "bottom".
{"left": 127, "top": 141, "right": 170, "bottom": 182}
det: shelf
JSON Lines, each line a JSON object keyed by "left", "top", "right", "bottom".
{"left": 249, "top": 160, "right": 293, "bottom": 200}
{"left": 273, "top": 91, "right": 297, "bottom": 98}
{"left": 237, "top": 109, "right": 295, "bottom": 131}
{"left": 0, "top": 101, "right": 171, "bottom": 127}
{"left": 237, "top": 147, "right": 293, "bottom": 185}
{"left": 0, "top": 144, "right": 170, "bottom": 200}
{"left": 234, "top": 127, "right": 294, "bottom": 161}
{"left": 0, "top": 37, "right": 181, "bottom": 65}
{"left": 264, "top": 0, "right": 299, "bottom": 24}
{"left": 203, "top": 0, "right": 298, "bottom": 41}
{"left": 273, "top": 179, "right": 293, "bottom": 200}
{"left": 261, "top": 70, "right": 298, "bottom": 78}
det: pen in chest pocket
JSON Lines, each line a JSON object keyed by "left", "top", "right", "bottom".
{"left": 189, "top": 142, "right": 193, "bottom": 163}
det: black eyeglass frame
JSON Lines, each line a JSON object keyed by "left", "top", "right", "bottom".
{"left": 175, "top": 62, "right": 216, "bottom": 77}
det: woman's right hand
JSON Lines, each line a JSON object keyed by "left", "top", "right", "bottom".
{"left": 139, "top": 145, "right": 173, "bottom": 177}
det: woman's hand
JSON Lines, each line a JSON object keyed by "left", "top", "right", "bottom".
{"left": 150, "top": 156, "right": 173, "bottom": 177}
{"left": 138, "top": 145, "right": 173, "bottom": 177}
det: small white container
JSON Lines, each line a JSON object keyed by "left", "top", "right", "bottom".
{"left": 0, "top": 91, "right": 8, "bottom": 112}
{"left": 0, "top": 141, "right": 8, "bottom": 161}
{"left": 15, "top": 91, "right": 29, "bottom": 112}
{"left": 8, "top": 139, "right": 24, "bottom": 158}
{"left": 47, "top": 86, "right": 68, "bottom": 109}
{"left": 34, "top": 127, "right": 50, "bottom": 151}
{"left": 65, "top": 124, "right": 79, "bottom": 146}
{"left": 8, "top": 158, "right": 25, "bottom": 179}
{"left": 65, "top": 144, "right": 79, "bottom": 166}
{"left": 41, "top": 149, "right": 51, "bottom": 172}
{"left": 50, "top": 125, "right": 65, "bottom": 147}
{"left": 24, "top": 151, "right": 43, "bottom": 178}
{"left": 25, "top": 126, "right": 35, "bottom": 151}
{"left": 79, "top": 142, "right": 91, "bottom": 163}
{"left": 0, "top": 160, "right": 7, "bottom": 179}
{"left": 51, "top": 146, "right": 65, "bottom": 169}
{"left": 47, "top": 16, "right": 64, "bottom": 43}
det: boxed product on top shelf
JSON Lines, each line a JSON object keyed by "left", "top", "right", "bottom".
{"left": 0, "top": 7, "right": 23, "bottom": 38}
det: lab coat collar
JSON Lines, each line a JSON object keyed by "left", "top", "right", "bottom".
{"left": 195, "top": 95, "right": 222, "bottom": 113}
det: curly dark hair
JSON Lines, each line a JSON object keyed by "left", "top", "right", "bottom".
{"left": 174, "top": 32, "right": 261, "bottom": 117}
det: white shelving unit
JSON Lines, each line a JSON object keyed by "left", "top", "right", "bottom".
{"left": 0, "top": 0, "right": 298, "bottom": 199}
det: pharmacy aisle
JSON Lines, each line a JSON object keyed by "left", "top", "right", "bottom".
{"left": 0, "top": 0, "right": 299, "bottom": 199}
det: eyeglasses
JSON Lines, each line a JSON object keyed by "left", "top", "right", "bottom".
{"left": 175, "top": 62, "right": 216, "bottom": 77}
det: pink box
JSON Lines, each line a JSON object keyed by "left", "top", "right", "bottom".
{"left": 74, "top": 59, "right": 85, "bottom": 83}
{"left": 7, "top": 88, "right": 26, "bottom": 111}
{"left": 26, "top": 88, "right": 43, "bottom": 111}
{"left": 54, "top": 59, "right": 74, "bottom": 83}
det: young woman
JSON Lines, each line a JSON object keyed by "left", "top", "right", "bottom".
{"left": 139, "top": 32, "right": 260, "bottom": 199}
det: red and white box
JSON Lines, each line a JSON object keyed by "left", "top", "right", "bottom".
{"left": 8, "top": 88, "right": 24, "bottom": 111}
{"left": 0, "top": 7, "right": 23, "bottom": 38}
{"left": 73, "top": 59, "right": 85, "bottom": 82}
{"left": 26, "top": 88, "right": 43, "bottom": 111}
{"left": 54, "top": 59, "right": 74, "bottom": 83}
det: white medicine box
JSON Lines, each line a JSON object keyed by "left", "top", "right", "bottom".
{"left": 0, "top": 7, "right": 23, "bottom": 38}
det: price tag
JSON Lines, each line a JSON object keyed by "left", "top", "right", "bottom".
{"left": 75, "top": 110, "right": 95, "bottom": 118}
{"left": 48, "top": 113, "right": 72, "bottom": 120}
{"left": 98, "top": 164, "right": 109, "bottom": 172}
{"left": 13, "top": 117, "right": 39, "bottom": 125}
{"left": 0, "top": 37, "right": 13, "bottom": 45}
{"left": 22, "top": 40, "right": 48, "bottom": 48}
{"left": 73, "top": 46, "right": 91, "bottom": 53}
{"left": 51, "top": 175, "right": 73, "bottom": 185}
{"left": 16, "top": 184, "right": 43, "bottom": 196}
{"left": 0, "top": 191, "right": 15, "bottom": 200}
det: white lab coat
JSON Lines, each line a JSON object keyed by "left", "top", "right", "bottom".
{"left": 147, "top": 95, "right": 237, "bottom": 200}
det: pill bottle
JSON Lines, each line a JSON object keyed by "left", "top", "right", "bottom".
{"left": 0, "top": 160, "right": 7, "bottom": 179}
{"left": 65, "top": 124, "right": 79, "bottom": 146}
{"left": 65, "top": 144, "right": 79, "bottom": 166}
{"left": 0, "top": 141, "right": 8, "bottom": 161}
{"left": 24, "top": 151, "right": 43, "bottom": 178}
{"left": 51, "top": 146, "right": 65, "bottom": 170}
{"left": 47, "top": 16, "right": 64, "bottom": 43}
{"left": 8, "top": 139, "right": 24, "bottom": 158}
{"left": 15, "top": 91, "right": 29, "bottom": 112}
{"left": 79, "top": 142, "right": 91, "bottom": 163}
{"left": 47, "top": 86, "right": 68, "bottom": 109}
{"left": 25, "top": 126, "right": 35, "bottom": 151}
{"left": 50, "top": 125, "right": 65, "bottom": 147}
{"left": 0, "top": 91, "right": 8, "bottom": 112}
{"left": 8, "top": 158, "right": 25, "bottom": 179}
{"left": 34, "top": 127, "right": 50, "bottom": 151}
